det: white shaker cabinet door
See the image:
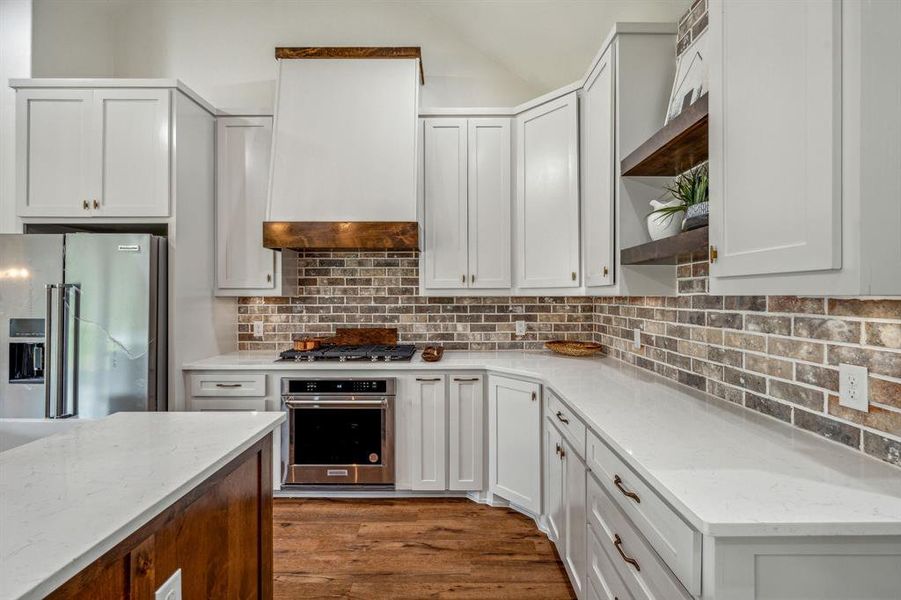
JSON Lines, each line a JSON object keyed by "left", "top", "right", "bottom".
{"left": 423, "top": 119, "right": 469, "bottom": 289}
{"left": 709, "top": 0, "right": 842, "bottom": 277}
{"left": 515, "top": 92, "right": 580, "bottom": 288}
{"left": 563, "top": 436, "right": 588, "bottom": 598}
{"left": 410, "top": 375, "right": 447, "bottom": 491}
{"left": 448, "top": 375, "right": 484, "bottom": 491}
{"left": 468, "top": 118, "right": 511, "bottom": 289}
{"left": 216, "top": 116, "right": 277, "bottom": 292}
{"left": 93, "top": 89, "right": 171, "bottom": 217}
{"left": 545, "top": 422, "right": 565, "bottom": 546}
{"left": 581, "top": 47, "right": 615, "bottom": 288}
{"left": 488, "top": 376, "right": 541, "bottom": 514}
{"left": 16, "top": 89, "right": 94, "bottom": 218}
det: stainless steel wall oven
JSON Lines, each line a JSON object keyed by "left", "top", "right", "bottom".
{"left": 282, "top": 377, "right": 395, "bottom": 486}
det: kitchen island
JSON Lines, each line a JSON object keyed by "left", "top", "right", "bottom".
{"left": 0, "top": 411, "right": 285, "bottom": 600}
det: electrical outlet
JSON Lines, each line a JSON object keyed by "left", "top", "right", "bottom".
{"left": 633, "top": 328, "right": 641, "bottom": 350}
{"left": 515, "top": 320, "right": 527, "bottom": 336}
{"left": 155, "top": 569, "right": 182, "bottom": 600}
{"left": 839, "top": 363, "right": 869, "bottom": 412}
{"left": 252, "top": 321, "right": 264, "bottom": 338}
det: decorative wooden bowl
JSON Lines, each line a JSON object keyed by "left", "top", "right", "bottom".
{"left": 421, "top": 346, "right": 444, "bottom": 362}
{"left": 544, "top": 340, "right": 604, "bottom": 357}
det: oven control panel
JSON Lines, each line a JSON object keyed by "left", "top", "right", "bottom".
{"left": 283, "top": 378, "right": 393, "bottom": 395}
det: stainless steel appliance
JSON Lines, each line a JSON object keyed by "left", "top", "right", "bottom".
{"left": 277, "top": 344, "right": 416, "bottom": 363}
{"left": 0, "top": 234, "right": 167, "bottom": 418}
{"left": 282, "top": 377, "right": 395, "bottom": 486}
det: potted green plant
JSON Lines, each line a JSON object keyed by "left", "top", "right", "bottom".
{"left": 646, "top": 164, "right": 709, "bottom": 240}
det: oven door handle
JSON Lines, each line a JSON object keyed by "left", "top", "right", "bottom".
{"left": 284, "top": 399, "right": 388, "bottom": 408}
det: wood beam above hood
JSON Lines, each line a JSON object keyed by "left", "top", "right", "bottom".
{"left": 274, "top": 46, "right": 424, "bottom": 85}
{"left": 263, "top": 221, "right": 419, "bottom": 251}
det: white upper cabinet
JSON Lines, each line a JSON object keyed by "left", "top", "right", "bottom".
{"left": 16, "top": 90, "right": 94, "bottom": 218}
{"left": 468, "top": 119, "right": 512, "bottom": 288}
{"left": 411, "top": 375, "right": 447, "bottom": 491}
{"left": 709, "top": 0, "right": 841, "bottom": 278}
{"left": 581, "top": 47, "right": 615, "bottom": 288}
{"left": 423, "top": 119, "right": 469, "bottom": 288}
{"left": 94, "top": 89, "right": 170, "bottom": 217}
{"left": 488, "top": 375, "right": 541, "bottom": 514}
{"left": 515, "top": 92, "right": 580, "bottom": 288}
{"left": 448, "top": 375, "right": 484, "bottom": 491}
{"left": 216, "top": 116, "right": 278, "bottom": 294}
{"left": 422, "top": 117, "right": 511, "bottom": 291}
{"left": 15, "top": 87, "right": 171, "bottom": 219}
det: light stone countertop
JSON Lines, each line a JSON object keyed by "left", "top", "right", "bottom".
{"left": 0, "top": 411, "right": 285, "bottom": 600}
{"left": 185, "top": 350, "right": 901, "bottom": 537}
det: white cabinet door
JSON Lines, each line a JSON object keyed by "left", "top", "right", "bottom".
{"left": 488, "top": 376, "right": 541, "bottom": 514}
{"left": 216, "top": 116, "right": 277, "bottom": 292}
{"left": 448, "top": 375, "right": 484, "bottom": 491}
{"left": 93, "top": 89, "right": 171, "bottom": 217}
{"left": 563, "top": 436, "right": 587, "bottom": 598}
{"left": 515, "top": 92, "right": 580, "bottom": 288}
{"left": 581, "top": 47, "right": 615, "bottom": 287}
{"left": 16, "top": 89, "right": 94, "bottom": 217}
{"left": 709, "top": 0, "right": 842, "bottom": 277}
{"left": 468, "top": 118, "right": 511, "bottom": 288}
{"left": 423, "top": 119, "right": 469, "bottom": 288}
{"left": 545, "top": 422, "right": 565, "bottom": 545}
{"left": 411, "top": 375, "right": 447, "bottom": 491}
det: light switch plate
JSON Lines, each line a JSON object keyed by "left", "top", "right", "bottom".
{"left": 515, "top": 321, "right": 527, "bottom": 336}
{"left": 253, "top": 321, "right": 264, "bottom": 338}
{"left": 633, "top": 328, "right": 641, "bottom": 350}
{"left": 839, "top": 363, "right": 869, "bottom": 412}
{"left": 155, "top": 569, "right": 182, "bottom": 600}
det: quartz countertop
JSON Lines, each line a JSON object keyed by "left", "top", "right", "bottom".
{"left": 184, "top": 351, "right": 901, "bottom": 537}
{"left": 0, "top": 411, "right": 285, "bottom": 600}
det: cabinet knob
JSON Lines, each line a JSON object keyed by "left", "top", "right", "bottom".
{"left": 603, "top": 266, "right": 609, "bottom": 277}
{"left": 531, "top": 391, "right": 537, "bottom": 402}
{"left": 82, "top": 200, "right": 89, "bottom": 210}
{"left": 471, "top": 274, "right": 475, "bottom": 284}
{"left": 709, "top": 245, "right": 718, "bottom": 263}
{"left": 571, "top": 271, "right": 577, "bottom": 281}
{"left": 461, "top": 274, "right": 466, "bottom": 284}
{"left": 267, "top": 273, "right": 272, "bottom": 283}
{"left": 92, "top": 199, "right": 99, "bottom": 210}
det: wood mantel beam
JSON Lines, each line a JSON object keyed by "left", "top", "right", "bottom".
{"left": 275, "top": 46, "right": 424, "bottom": 84}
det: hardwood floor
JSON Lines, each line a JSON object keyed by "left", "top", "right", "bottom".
{"left": 273, "top": 498, "right": 577, "bottom": 599}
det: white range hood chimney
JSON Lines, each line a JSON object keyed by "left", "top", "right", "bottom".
{"left": 264, "top": 47, "right": 422, "bottom": 250}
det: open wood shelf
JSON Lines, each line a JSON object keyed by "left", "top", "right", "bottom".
{"left": 621, "top": 226, "right": 709, "bottom": 265}
{"left": 621, "top": 93, "right": 708, "bottom": 176}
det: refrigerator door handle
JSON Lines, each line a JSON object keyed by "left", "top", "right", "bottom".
{"left": 44, "top": 284, "right": 54, "bottom": 418}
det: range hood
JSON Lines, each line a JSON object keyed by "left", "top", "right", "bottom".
{"left": 264, "top": 47, "right": 423, "bottom": 251}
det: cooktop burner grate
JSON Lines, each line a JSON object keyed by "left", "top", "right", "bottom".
{"left": 277, "top": 344, "right": 417, "bottom": 363}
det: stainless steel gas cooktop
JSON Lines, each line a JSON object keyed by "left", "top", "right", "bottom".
{"left": 277, "top": 344, "right": 417, "bottom": 363}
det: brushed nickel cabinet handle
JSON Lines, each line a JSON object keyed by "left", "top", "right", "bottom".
{"left": 555, "top": 411, "right": 569, "bottom": 424}
{"left": 416, "top": 377, "right": 442, "bottom": 382}
{"left": 215, "top": 383, "right": 242, "bottom": 388}
{"left": 613, "top": 474, "right": 641, "bottom": 503}
{"left": 613, "top": 534, "right": 640, "bottom": 571}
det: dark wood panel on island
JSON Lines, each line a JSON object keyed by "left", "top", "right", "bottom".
{"left": 263, "top": 221, "right": 420, "bottom": 251}
{"left": 621, "top": 93, "right": 708, "bottom": 177}
{"left": 47, "top": 435, "right": 273, "bottom": 600}
{"left": 275, "top": 46, "right": 424, "bottom": 84}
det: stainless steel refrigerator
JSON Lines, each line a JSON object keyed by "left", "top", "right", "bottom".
{"left": 0, "top": 234, "right": 167, "bottom": 418}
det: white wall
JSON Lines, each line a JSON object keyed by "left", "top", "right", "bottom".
{"left": 30, "top": 0, "right": 688, "bottom": 110}
{"left": 0, "top": 0, "right": 31, "bottom": 233}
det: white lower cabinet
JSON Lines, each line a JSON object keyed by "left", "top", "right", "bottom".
{"left": 563, "top": 436, "right": 587, "bottom": 598}
{"left": 545, "top": 423, "right": 565, "bottom": 543}
{"left": 411, "top": 375, "right": 447, "bottom": 491}
{"left": 488, "top": 376, "right": 541, "bottom": 514}
{"left": 448, "top": 375, "right": 484, "bottom": 491}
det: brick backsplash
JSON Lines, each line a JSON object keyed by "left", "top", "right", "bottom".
{"left": 238, "top": 251, "right": 901, "bottom": 468}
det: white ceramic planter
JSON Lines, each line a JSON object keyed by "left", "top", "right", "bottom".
{"left": 647, "top": 199, "right": 685, "bottom": 240}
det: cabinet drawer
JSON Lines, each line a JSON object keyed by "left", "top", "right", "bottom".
{"left": 189, "top": 373, "right": 266, "bottom": 397}
{"left": 588, "top": 522, "right": 636, "bottom": 600}
{"left": 586, "top": 431, "right": 700, "bottom": 595}
{"left": 587, "top": 472, "right": 692, "bottom": 600}
{"left": 545, "top": 390, "right": 586, "bottom": 458}
{"left": 188, "top": 397, "right": 268, "bottom": 412}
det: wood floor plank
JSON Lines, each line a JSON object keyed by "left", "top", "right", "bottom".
{"left": 273, "top": 498, "right": 576, "bottom": 600}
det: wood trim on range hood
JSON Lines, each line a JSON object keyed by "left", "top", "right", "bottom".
{"left": 274, "top": 46, "right": 425, "bottom": 85}
{"left": 263, "top": 221, "right": 420, "bottom": 251}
